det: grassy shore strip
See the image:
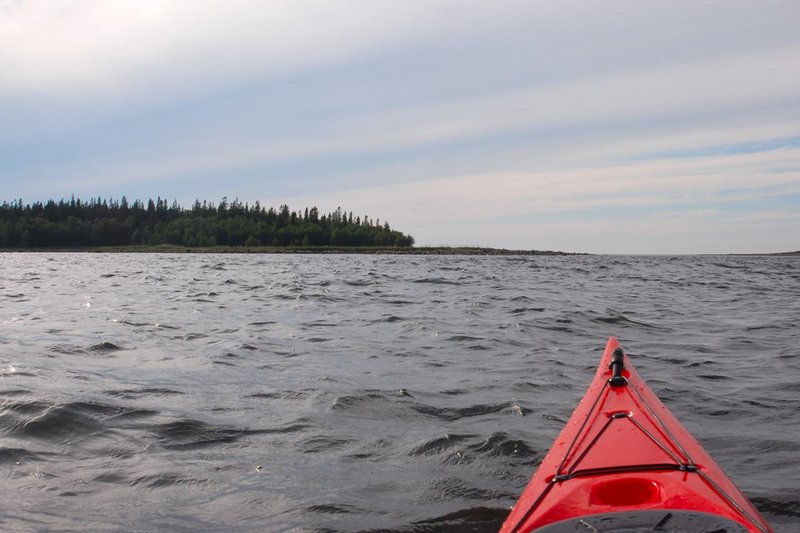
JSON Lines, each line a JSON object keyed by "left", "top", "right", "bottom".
{"left": 1, "top": 244, "right": 582, "bottom": 255}
{"left": 732, "top": 250, "right": 800, "bottom": 256}
{"left": 766, "top": 250, "right": 800, "bottom": 256}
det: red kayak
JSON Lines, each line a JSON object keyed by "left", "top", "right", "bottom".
{"left": 501, "top": 337, "right": 772, "bottom": 532}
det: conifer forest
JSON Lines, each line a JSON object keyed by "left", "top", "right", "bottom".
{"left": 0, "top": 197, "right": 415, "bottom": 249}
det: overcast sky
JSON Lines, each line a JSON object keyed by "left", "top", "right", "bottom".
{"left": 1, "top": 1, "right": 798, "bottom": 253}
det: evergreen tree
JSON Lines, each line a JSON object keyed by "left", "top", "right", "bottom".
{"left": 0, "top": 197, "right": 414, "bottom": 249}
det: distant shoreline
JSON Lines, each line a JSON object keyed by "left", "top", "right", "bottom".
{"left": 1, "top": 246, "right": 796, "bottom": 256}
{"left": 0, "top": 245, "right": 581, "bottom": 255}
{"left": 725, "top": 251, "right": 800, "bottom": 257}
{"left": 741, "top": 250, "right": 800, "bottom": 256}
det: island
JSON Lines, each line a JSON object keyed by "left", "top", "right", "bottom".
{"left": 0, "top": 197, "right": 414, "bottom": 250}
{"left": 0, "top": 197, "right": 580, "bottom": 255}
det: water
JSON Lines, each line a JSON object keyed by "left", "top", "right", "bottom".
{"left": 1, "top": 253, "right": 798, "bottom": 531}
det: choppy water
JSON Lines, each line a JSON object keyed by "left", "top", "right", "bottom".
{"left": 1, "top": 253, "right": 798, "bottom": 531}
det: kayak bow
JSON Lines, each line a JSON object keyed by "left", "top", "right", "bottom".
{"left": 501, "top": 337, "right": 772, "bottom": 532}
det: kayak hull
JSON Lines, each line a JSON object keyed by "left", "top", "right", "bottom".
{"left": 500, "top": 337, "right": 772, "bottom": 532}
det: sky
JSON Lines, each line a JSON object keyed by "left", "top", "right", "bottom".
{"left": 1, "top": 0, "right": 799, "bottom": 254}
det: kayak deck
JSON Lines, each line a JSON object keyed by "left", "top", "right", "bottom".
{"left": 501, "top": 337, "right": 772, "bottom": 532}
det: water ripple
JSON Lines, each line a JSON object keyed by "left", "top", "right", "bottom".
{"left": 0, "top": 253, "right": 796, "bottom": 530}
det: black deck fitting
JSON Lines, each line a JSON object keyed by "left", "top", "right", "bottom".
{"left": 609, "top": 347, "right": 627, "bottom": 387}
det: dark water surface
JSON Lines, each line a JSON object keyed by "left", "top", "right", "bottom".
{"left": 1, "top": 253, "right": 798, "bottom": 531}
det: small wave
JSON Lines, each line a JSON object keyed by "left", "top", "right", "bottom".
{"left": 539, "top": 413, "right": 568, "bottom": 424}
{"left": 49, "top": 344, "right": 85, "bottom": 355}
{"left": 467, "top": 433, "right": 536, "bottom": 459}
{"left": 0, "top": 365, "right": 32, "bottom": 377}
{"left": 117, "top": 320, "right": 150, "bottom": 327}
{"left": 408, "top": 433, "right": 473, "bottom": 456}
{"left": 658, "top": 356, "right": 689, "bottom": 365}
{"left": 775, "top": 381, "right": 800, "bottom": 393}
{"left": 0, "top": 447, "right": 49, "bottom": 464}
{"left": 273, "top": 293, "right": 300, "bottom": 301}
{"left": 413, "top": 277, "right": 461, "bottom": 285}
{"left": 261, "top": 422, "right": 312, "bottom": 434}
{"left": 305, "top": 337, "right": 333, "bottom": 343}
{"left": 300, "top": 435, "right": 353, "bottom": 454}
{"left": 89, "top": 342, "right": 124, "bottom": 352}
{"left": 701, "top": 408, "right": 748, "bottom": 417}
{"left": 751, "top": 497, "right": 800, "bottom": 518}
{"left": 532, "top": 323, "right": 575, "bottom": 333}
{"left": 697, "top": 373, "right": 732, "bottom": 381}
{"left": 422, "top": 477, "right": 505, "bottom": 502}
{"left": 247, "top": 390, "right": 312, "bottom": 400}
{"left": 306, "top": 503, "right": 363, "bottom": 514}
{"left": 93, "top": 472, "right": 130, "bottom": 485}
{"left": 105, "top": 387, "right": 184, "bottom": 399}
{"left": 510, "top": 381, "right": 571, "bottom": 392}
{"left": 116, "top": 320, "right": 179, "bottom": 330}
{"left": 762, "top": 438, "right": 799, "bottom": 454}
{"left": 591, "top": 309, "right": 662, "bottom": 329}
{"left": 440, "top": 389, "right": 469, "bottom": 396}
{"left": 745, "top": 324, "right": 782, "bottom": 332}
{"left": 342, "top": 279, "right": 375, "bottom": 286}
{"left": 710, "top": 261, "right": 745, "bottom": 270}
{"left": 369, "top": 315, "right": 409, "bottom": 324}
{"left": 303, "top": 320, "right": 341, "bottom": 328}
{"left": 330, "top": 392, "right": 388, "bottom": 411}
{"left": 88, "top": 443, "right": 141, "bottom": 460}
{"left": 129, "top": 472, "right": 209, "bottom": 489}
{"left": 342, "top": 436, "right": 394, "bottom": 461}
{"left": 149, "top": 419, "right": 247, "bottom": 450}
{"left": 2, "top": 400, "right": 151, "bottom": 442}
{"left": 467, "top": 344, "right": 490, "bottom": 351}
{"left": 510, "top": 307, "right": 546, "bottom": 315}
{"left": 445, "top": 335, "right": 485, "bottom": 342}
{"left": 410, "top": 506, "right": 508, "bottom": 530}
{"left": 412, "top": 402, "right": 514, "bottom": 422}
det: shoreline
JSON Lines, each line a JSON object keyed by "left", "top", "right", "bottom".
{"left": 0, "top": 245, "right": 581, "bottom": 255}
{"left": 1, "top": 246, "right": 796, "bottom": 256}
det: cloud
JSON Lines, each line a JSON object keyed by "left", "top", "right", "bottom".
{"left": 8, "top": 38, "right": 798, "bottom": 196}
{"left": 0, "top": 0, "right": 513, "bottom": 101}
{"left": 281, "top": 145, "right": 800, "bottom": 252}
{"left": 1, "top": 1, "right": 798, "bottom": 252}
{"left": 4, "top": 1, "right": 796, "bottom": 102}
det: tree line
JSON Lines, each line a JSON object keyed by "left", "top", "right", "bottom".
{"left": 0, "top": 197, "right": 415, "bottom": 248}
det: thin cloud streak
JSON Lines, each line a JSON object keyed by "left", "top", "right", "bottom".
{"left": 0, "top": 0, "right": 515, "bottom": 100}
{"left": 283, "top": 147, "right": 800, "bottom": 253}
{"left": 12, "top": 49, "right": 799, "bottom": 197}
